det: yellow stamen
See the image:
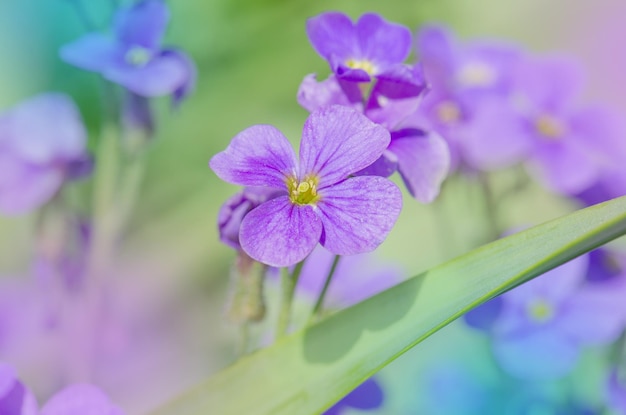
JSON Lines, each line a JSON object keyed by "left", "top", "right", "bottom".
{"left": 345, "top": 58, "right": 377, "bottom": 75}
{"left": 527, "top": 298, "right": 554, "bottom": 322}
{"left": 287, "top": 175, "right": 320, "bottom": 205}
{"left": 125, "top": 46, "right": 152, "bottom": 67}
{"left": 456, "top": 61, "right": 497, "bottom": 88}
{"left": 436, "top": 101, "right": 461, "bottom": 124}
{"left": 535, "top": 114, "right": 565, "bottom": 139}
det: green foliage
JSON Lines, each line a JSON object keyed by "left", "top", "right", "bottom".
{"left": 150, "top": 196, "right": 626, "bottom": 415}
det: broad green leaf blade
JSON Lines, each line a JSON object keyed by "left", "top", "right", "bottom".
{"left": 150, "top": 196, "right": 626, "bottom": 415}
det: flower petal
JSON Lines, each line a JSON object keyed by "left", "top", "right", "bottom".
{"left": 297, "top": 74, "right": 362, "bottom": 113}
{"left": 355, "top": 13, "right": 412, "bottom": 70}
{"left": 59, "top": 33, "right": 121, "bottom": 73}
{"left": 210, "top": 125, "right": 297, "bottom": 189}
{"left": 388, "top": 129, "right": 450, "bottom": 203}
{"left": 104, "top": 54, "right": 189, "bottom": 97}
{"left": 299, "top": 106, "right": 390, "bottom": 187}
{"left": 240, "top": 197, "right": 322, "bottom": 267}
{"left": 113, "top": 0, "right": 169, "bottom": 50}
{"left": 161, "top": 49, "right": 197, "bottom": 106}
{"left": 306, "top": 12, "right": 358, "bottom": 65}
{"left": 493, "top": 329, "right": 579, "bottom": 380}
{"left": 40, "top": 384, "right": 124, "bottom": 415}
{"left": 317, "top": 176, "right": 401, "bottom": 255}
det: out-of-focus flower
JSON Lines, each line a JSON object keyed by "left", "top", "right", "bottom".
{"left": 210, "top": 105, "right": 402, "bottom": 267}
{"left": 0, "top": 362, "right": 124, "bottom": 414}
{"left": 324, "top": 377, "right": 384, "bottom": 415}
{"left": 411, "top": 25, "right": 521, "bottom": 171}
{"left": 306, "top": 12, "right": 412, "bottom": 83}
{"left": 0, "top": 93, "right": 89, "bottom": 215}
{"left": 480, "top": 254, "right": 626, "bottom": 379}
{"left": 298, "top": 72, "right": 449, "bottom": 203}
{"left": 60, "top": 0, "right": 195, "bottom": 104}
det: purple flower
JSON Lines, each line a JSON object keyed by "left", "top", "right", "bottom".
{"left": 306, "top": 12, "right": 412, "bottom": 83}
{"left": 487, "top": 254, "right": 626, "bottom": 379}
{"left": 324, "top": 377, "right": 384, "bottom": 415}
{"left": 218, "top": 187, "right": 282, "bottom": 250}
{"left": 297, "top": 73, "right": 450, "bottom": 203}
{"left": 410, "top": 25, "right": 522, "bottom": 171}
{"left": 60, "top": 0, "right": 195, "bottom": 103}
{"left": 209, "top": 106, "right": 402, "bottom": 267}
{"left": 0, "top": 93, "right": 89, "bottom": 215}
{"left": 0, "top": 363, "right": 123, "bottom": 414}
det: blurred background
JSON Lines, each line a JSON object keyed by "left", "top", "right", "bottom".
{"left": 1, "top": 0, "right": 626, "bottom": 413}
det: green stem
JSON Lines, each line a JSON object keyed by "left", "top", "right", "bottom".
{"left": 478, "top": 172, "right": 500, "bottom": 242}
{"left": 310, "top": 255, "right": 341, "bottom": 321}
{"left": 276, "top": 261, "right": 304, "bottom": 339}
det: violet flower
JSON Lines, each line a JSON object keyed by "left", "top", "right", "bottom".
{"left": 0, "top": 93, "right": 89, "bottom": 215}
{"left": 324, "top": 377, "right": 384, "bottom": 415}
{"left": 306, "top": 12, "right": 412, "bottom": 83}
{"left": 60, "top": 0, "right": 195, "bottom": 103}
{"left": 210, "top": 105, "right": 402, "bottom": 267}
{"left": 0, "top": 363, "right": 124, "bottom": 415}
{"left": 487, "top": 254, "right": 626, "bottom": 379}
{"left": 298, "top": 72, "right": 450, "bottom": 203}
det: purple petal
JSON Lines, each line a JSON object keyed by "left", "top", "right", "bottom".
{"left": 388, "top": 129, "right": 450, "bottom": 203}
{"left": 239, "top": 197, "right": 322, "bottom": 267}
{"left": 161, "top": 49, "right": 197, "bottom": 106}
{"left": 493, "top": 329, "right": 579, "bottom": 379}
{"left": 556, "top": 279, "right": 626, "bottom": 345}
{"left": 325, "top": 377, "right": 384, "bottom": 415}
{"left": 306, "top": 13, "right": 358, "bottom": 66}
{"left": 3, "top": 93, "right": 87, "bottom": 164}
{"left": 40, "top": 384, "right": 124, "bottom": 415}
{"left": 209, "top": 125, "right": 297, "bottom": 188}
{"left": 104, "top": 54, "right": 189, "bottom": 97}
{"left": 463, "top": 296, "right": 503, "bottom": 331}
{"left": 299, "top": 106, "right": 390, "bottom": 188}
{"left": 297, "top": 74, "right": 363, "bottom": 113}
{"left": 355, "top": 13, "right": 412, "bottom": 69}
{"left": 355, "top": 150, "right": 398, "bottom": 178}
{"left": 528, "top": 140, "right": 600, "bottom": 195}
{"left": 461, "top": 97, "right": 532, "bottom": 170}
{"left": 122, "top": 92, "right": 154, "bottom": 137}
{"left": 0, "top": 364, "right": 38, "bottom": 415}
{"left": 416, "top": 25, "right": 457, "bottom": 81}
{"left": 59, "top": 33, "right": 121, "bottom": 73}
{"left": 0, "top": 154, "right": 64, "bottom": 215}
{"left": 113, "top": 0, "right": 169, "bottom": 50}
{"left": 513, "top": 55, "right": 584, "bottom": 113}
{"left": 316, "top": 176, "right": 402, "bottom": 255}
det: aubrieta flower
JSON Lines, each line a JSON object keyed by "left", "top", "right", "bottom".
{"left": 483, "top": 254, "right": 626, "bottom": 379}
{"left": 60, "top": 0, "right": 195, "bottom": 103}
{"left": 210, "top": 105, "right": 402, "bottom": 267}
{"left": 298, "top": 71, "right": 450, "bottom": 203}
{"left": 324, "top": 377, "right": 384, "bottom": 415}
{"left": 0, "top": 363, "right": 124, "bottom": 414}
{"left": 0, "top": 93, "right": 89, "bottom": 215}
{"left": 306, "top": 12, "right": 412, "bottom": 83}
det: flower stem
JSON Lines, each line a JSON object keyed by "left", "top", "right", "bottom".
{"left": 276, "top": 261, "right": 304, "bottom": 339}
{"left": 310, "top": 255, "right": 341, "bottom": 322}
{"left": 478, "top": 172, "right": 500, "bottom": 242}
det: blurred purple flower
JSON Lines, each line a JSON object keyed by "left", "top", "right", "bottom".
{"left": 60, "top": 0, "right": 195, "bottom": 103}
{"left": 488, "top": 254, "right": 626, "bottom": 379}
{"left": 298, "top": 72, "right": 450, "bottom": 203}
{"left": 410, "top": 25, "right": 522, "bottom": 171}
{"left": 0, "top": 93, "right": 89, "bottom": 215}
{"left": 0, "top": 363, "right": 123, "bottom": 415}
{"left": 306, "top": 12, "right": 412, "bottom": 83}
{"left": 210, "top": 105, "right": 402, "bottom": 267}
{"left": 324, "top": 377, "right": 384, "bottom": 415}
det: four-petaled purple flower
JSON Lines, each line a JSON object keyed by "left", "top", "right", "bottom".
{"left": 0, "top": 93, "right": 90, "bottom": 215}
{"left": 0, "top": 363, "right": 124, "bottom": 415}
{"left": 60, "top": 0, "right": 195, "bottom": 104}
{"left": 210, "top": 105, "right": 402, "bottom": 267}
{"left": 306, "top": 12, "right": 412, "bottom": 83}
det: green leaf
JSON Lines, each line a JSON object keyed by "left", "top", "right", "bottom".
{"left": 149, "top": 196, "right": 626, "bottom": 415}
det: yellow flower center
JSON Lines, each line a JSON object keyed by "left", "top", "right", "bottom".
{"left": 436, "top": 101, "right": 461, "bottom": 124}
{"left": 456, "top": 61, "right": 497, "bottom": 88}
{"left": 345, "top": 58, "right": 377, "bottom": 75}
{"left": 527, "top": 298, "right": 554, "bottom": 322}
{"left": 287, "top": 176, "right": 320, "bottom": 205}
{"left": 535, "top": 114, "right": 565, "bottom": 140}
{"left": 125, "top": 46, "right": 152, "bottom": 67}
